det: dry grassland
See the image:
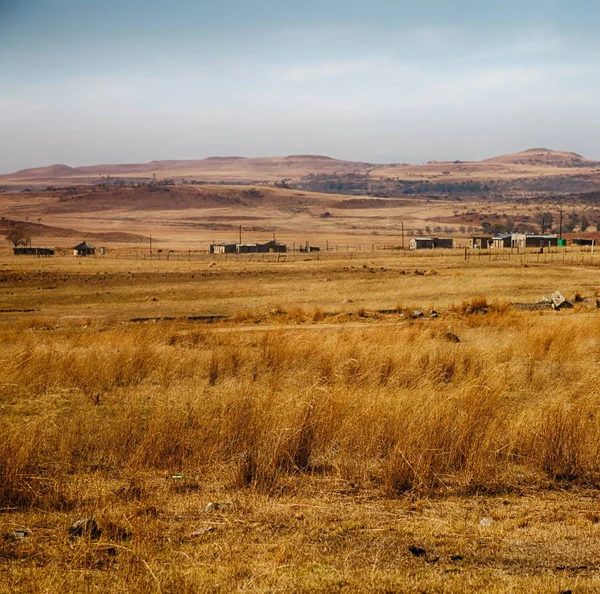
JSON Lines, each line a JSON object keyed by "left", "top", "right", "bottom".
{"left": 2, "top": 251, "right": 600, "bottom": 592}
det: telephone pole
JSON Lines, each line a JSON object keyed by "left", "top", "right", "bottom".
{"left": 559, "top": 210, "right": 563, "bottom": 240}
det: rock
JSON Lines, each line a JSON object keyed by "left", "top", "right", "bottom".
{"left": 450, "top": 555, "right": 463, "bottom": 561}
{"left": 551, "top": 291, "right": 573, "bottom": 310}
{"left": 408, "top": 545, "right": 426, "bottom": 557}
{"left": 581, "top": 298, "right": 600, "bottom": 309}
{"left": 6, "top": 529, "right": 30, "bottom": 541}
{"left": 190, "top": 527, "right": 216, "bottom": 539}
{"left": 444, "top": 332, "right": 460, "bottom": 343}
{"left": 204, "top": 501, "right": 233, "bottom": 512}
{"left": 479, "top": 517, "right": 493, "bottom": 528}
{"left": 69, "top": 518, "right": 102, "bottom": 539}
{"left": 343, "top": 298, "right": 353, "bottom": 304}
{"left": 411, "top": 310, "right": 424, "bottom": 319}
{"left": 514, "top": 302, "right": 553, "bottom": 311}
{"left": 429, "top": 309, "right": 439, "bottom": 318}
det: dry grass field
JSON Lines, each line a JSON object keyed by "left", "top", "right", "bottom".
{"left": 2, "top": 247, "right": 600, "bottom": 592}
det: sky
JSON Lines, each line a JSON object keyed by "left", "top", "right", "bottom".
{"left": 1, "top": 0, "right": 600, "bottom": 172}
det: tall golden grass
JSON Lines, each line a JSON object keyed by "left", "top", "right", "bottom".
{"left": 2, "top": 311, "right": 600, "bottom": 510}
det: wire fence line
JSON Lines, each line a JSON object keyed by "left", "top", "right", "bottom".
{"left": 7, "top": 244, "right": 599, "bottom": 267}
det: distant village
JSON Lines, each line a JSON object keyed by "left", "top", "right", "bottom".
{"left": 409, "top": 232, "right": 596, "bottom": 250}
{"left": 6, "top": 230, "right": 598, "bottom": 258}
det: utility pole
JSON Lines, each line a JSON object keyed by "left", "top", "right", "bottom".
{"left": 559, "top": 210, "right": 563, "bottom": 240}
{"left": 401, "top": 221, "right": 405, "bottom": 250}
{"left": 149, "top": 235, "right": 152, "bottom": 257}
{"left": 239, "top": 225, "right": 242, "bottom": 245}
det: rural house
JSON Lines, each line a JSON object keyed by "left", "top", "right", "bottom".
{"left": 210, "top": 242, "right": 238, "bottom": 254}
{"left": 210, "top": 240, "right": 288, "bottom": 254}
{"left": 259, "top": 239, "right": 287, "bottom": 253}
{"left": 73, "top": 241, "right": 96, "bottom": 256}
{"left": 522, "top": 234, "right": 558, "bottom": 248}
{"left": 468, "top": 236, "right": 492, "bottom": 249}
{"left": 409, "top": 237, "right": 453, "bottom": 250}
{"left": 491, "top": 234, "right": 513, "bottom": 248}
{"left": 13, "top": 247, "right": 54, "bottom": 256}
{"left": 492, "top": 233, "right": 558, "bottom": 248}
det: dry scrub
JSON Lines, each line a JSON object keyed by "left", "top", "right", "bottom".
{"left": 2, "top": 311, "right": 600, "bottom": 510}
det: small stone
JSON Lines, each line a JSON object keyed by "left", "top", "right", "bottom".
{"left": 479, "top": 517, "right": 493, "bottom": 528}
{"left": 190, "top": 527, "right": 216, "bottom": 539}
{"left": 6, "top": 529, "right": 30, "bottom": 541}
{"left": 205, "top": 501, "right": 233, "bottom": 512}
{"left": 450, "top": 555, "right": 463, "bottom": 561}
{"left": 343, "top": 298, "right": 353, "bottom": 304}
{"left": 408, "top": 545, "right": 426, "bottom": 557}
{"left": 69, "top": 518, "right": 102, "bottom": 539}
{"left": 444, "top": 332, "right": 460, "bottom": 343}
{"left": 429, "top": 309, "right": 439, "bottom": 318}
{"left": 581, "top": 298, "right": 600, "bottom": 309}
{"left": 551, "top": 291, "right": 570, "bottom": 309}
{"left": 411, "top": 310, "right": 424, "bottom": 319}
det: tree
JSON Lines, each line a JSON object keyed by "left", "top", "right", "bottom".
{"left": 580, "top": 216, "right": 590, "bottom": 232}
{"left": 5, "top": 228, "right": 26, "bottom": 247}
{"left": 534, "top": 212, "right": 553, "bottom": 233}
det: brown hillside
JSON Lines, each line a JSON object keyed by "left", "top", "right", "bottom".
{"left": 0, "top": 155, "right": 372, "bottom": 186}
{"left": 0, "top": 218, "right": 148, "bottom": 243}
{"left": 484, "top": 148, "right": 588, "bottom": 165}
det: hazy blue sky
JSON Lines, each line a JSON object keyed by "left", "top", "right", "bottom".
{"left": 1, "top": 0, "right": 600, "bottom": 172}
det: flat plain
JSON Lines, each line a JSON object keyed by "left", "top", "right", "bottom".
{"left": 3, "top": 152, "right": 600, "bottom": 592}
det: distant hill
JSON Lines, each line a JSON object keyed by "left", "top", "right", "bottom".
{"left": 1, "top": 149, "right": 599, "bottom": 194}
{"left": 0, "top": 155, "right": 373, "bottom": 186}
{"left": 483, "top": 148, "right": 588, "bottom": 166}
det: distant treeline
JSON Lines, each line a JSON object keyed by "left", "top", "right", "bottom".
{"left": 291, "top": 172, "right": 600, "bottom": 199}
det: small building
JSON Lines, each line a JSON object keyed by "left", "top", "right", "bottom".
{"left": 572, "top": 238, "right": 595, "bottom": 246}
{"left": 409, "top": 237, "right": 453, "bottom": 250}
{"left": 210, "top": 242, "right": 237, "bottom": 254}
{"left": 13, "top": 247, "right": 54, "bottom": 257}
{"left": 492, "top": 233, "right": 558, "bottom": 248}
{"left": 237, "top": 243, "right": 259, "bottom": 253}
{"left": 259, "top": 240, "right": 287, "bottom": 253}
{"left": 299, "top": 245, "right": 320, "bottom": 253}
{"left": 410, "top": 237, "right": 435, "bottom": 250}
{"left": 491, "top": 234, "right": 513, "bottom": 248}
{"left": 209, "top": 239, "right": 287, "bottom": 254}
{"left": 468, "top": 236, "right": 492, "bottom": 249}
{"left": 523, "top": 234, "right": 558, "bottom": 248}
{"left": 73, "top": 241, "right": 95, "bottom": 256}
{"left": 433, "top": 238, "right": 453, "bottom": 249}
